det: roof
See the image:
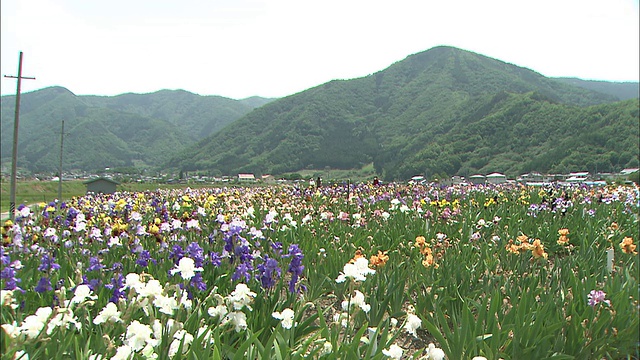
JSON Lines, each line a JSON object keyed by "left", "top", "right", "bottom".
{"left": 621, "top": 168, "right": 639, "bottom": 175}
{"left": 238, "top": 173, "right": 255, "bottom": 179}
{"left": 82, "top": 177, "right": 120, "bottom": 185}
{"left": 486, "top": 172, "right": 506, "bottom": 178}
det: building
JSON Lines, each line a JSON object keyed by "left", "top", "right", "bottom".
{"left": 620, "top": 168, "right": 639, "bottom": 177}
{"left": 565, "top": 171, "right": 590, "bottom": 183}
{"left": 409, "top": 175, "right": 425, "bottom": 184}
{"left": 237, "top": 173, "right": 256, "bottom": 183}
{"left": 83, "top": 177, "right": 120, "bottom": 194}
{"left": 486, "top": 172, "right": 507, "bottom": 184}
{"left": 469, "top": 174, "right": 486, "bottom": 185}
{"left": 518, "top": 172, "right": 544, "bottom": 183}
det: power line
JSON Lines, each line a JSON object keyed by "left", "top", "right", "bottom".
{"left": 3, "top": 52, "right": 35, "bottom": 221}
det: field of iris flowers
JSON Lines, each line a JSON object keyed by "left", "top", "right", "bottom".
{"left": 1, "top": 182, "right": 638, "bottom": 359}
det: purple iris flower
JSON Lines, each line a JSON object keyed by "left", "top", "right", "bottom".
{"left": 190, "top": 273, "right": 207, "bottom": 292}
{"left": 38, "top": 253, "right": 61, "bottom": 272}
{"left": 284, "top": 244, "right": 304, "bottom": 293}
{"left": 0, "top": 248, "right": 10, "bottom": 265}
{"left": 271, "top": 242, "right": 283, "bottom": 256}
{"left": 87, "top": 257, "right": 105, "bottom": 272}
{"left": 35, "top": 277, "right": 52, "bottom": 293}
{"left": 81, "top": 275, "right": 101, "bottom": 291}
{"left": 169, "top": 245, "right": 184, "bottom": 264}
{"left": 186, "top": 242, "right": 205, "bottom": 267}
{"left": 135, "top": 250, "right": 157, "bottom": 268}
{"left": 1, "top": 267, "right": 21, "bottom": 290}
{"left": 236, "top": 244, "right": 253, "bottom": 263}
{"left": 257, "top": 255, "right": 281, "bottom": 289}
{"left": 232, "top": 262, "right": 253, "bottom": 283}
{"left": 105, "top": 273, "right": 125, "bottom": 303}
{"left": 209, "top": 252, "right": 222, "bottom": 267}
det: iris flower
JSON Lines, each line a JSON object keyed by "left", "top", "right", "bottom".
{"left": 272, "top": 308, "right": 295, "bottom": 329}
{"left": 170, "top": 257, "right": 203, "bottom": 281}
{"left": 382, "top": 344, "right": 403, "bottom": 359}
{"left": 425, "top": 343, "right": 446, "bottom": 360}
{"left": 587, "top": 290, "right": 610, "bottom": 307}
{"left": 557, "top": 228, "right": 570, "bottom": 245}
{"left": 336, "top": 257, "right": 375, "bottom": 283}
{"left": 620, "top": 237, "right": 637, "bottom": 255}
{"left": 531, "top": 239, "right": 548, "bottom": 260}
{"left": 229, "top": 283, "right": 256, "bottom": 311}
{"left": 404, "top": 313, "right": 422, "bottom": 337}
{"left": 369, "top": 251, "right": 389, "bottom": 267}
{"left": 93, "top": 302, "right": 122, "bottom": 324}
{"left": 341, "top": 290, "right": 371, "bottom": 313}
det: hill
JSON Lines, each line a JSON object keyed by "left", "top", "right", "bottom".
{"left": 167, "top": 46, "right": 638, "bottom": 179}
{"left": 554, "top": 78, "right": 639, "bottom": 101}
{"left": 81, "top": 90, "right": 272, "bottom": 140}
{"left": 0, "top": 87, "right": 273, "bottom": 173}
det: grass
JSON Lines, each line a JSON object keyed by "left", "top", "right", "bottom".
{"left": 0, "top": 180, "right": 86, "bottom": 213}
{"left": 297, "top": 163, "right": 378, "bottom": 183}
{"left": 0, "top": 179, "right": 226, "bottom": 214}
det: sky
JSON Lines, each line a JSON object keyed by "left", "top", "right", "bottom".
{"left": 1, "top": 0, "right": 638, "bottom": 100}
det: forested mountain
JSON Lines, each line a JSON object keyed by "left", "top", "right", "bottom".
{"left": 0, "top": 87, "right": 273, "bottom": 172}
{"left": 167, "top": 46, "right": 639, "bottom": 180}
{"left": 554, "top": 78, "right": 639, "bottom": 101}
{"left": 81, "top": 90, "right": 272, "bottom": 140}
{"left": 2, "top": 46, "right": 637, "bottom": 179}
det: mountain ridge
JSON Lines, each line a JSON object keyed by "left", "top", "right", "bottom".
{"left": 166, "top": 46, "right": 638, "bottom": 179}
{"left": 0, "top": 87, "right": 273, "bottom": 172}
{"left": 1, "top": 45, "right": 638, "bottom": 178}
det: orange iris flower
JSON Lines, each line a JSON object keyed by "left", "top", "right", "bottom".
{"left": 620, "top": 237, "right": 638, "bottom": 255}
{"left": 422, "top": 254, "right": 438, "bottom": 268}
{"left": 370, "top": 250, "right": 389, "bottom": 267}
{"left": 557, "top": 229, "right": 570, "bottom": 245}
{"left": 531, "top": 239, "right": 548, "bottom": 260}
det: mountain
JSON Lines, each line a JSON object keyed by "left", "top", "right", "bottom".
{"left": 81, "top": 90, "right": 273, "bottom": 140}
{"left": 554, "top": 78, "right": 639, "bottom": 101}
{"left": 0, "top": 87, "right": 273, "bottom": 173}
{"left": 392, "top": 93, "right": 638, "bottom": 179}
{"left": 167, "top": 46, "right": 638, "bottom": 179}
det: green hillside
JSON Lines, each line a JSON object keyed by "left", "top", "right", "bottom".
{"left": 554, "top": 78, "right": 639, "bottom": 101}
{"left": 167, "top": 46, "right": 638, "bottom": 179}
{"left": 2, "top": 46, "right": 636, "bottom": 179}
{"left": 81, "top": 89, "right": 273, "bottom": 140}
{"left": 0, "top": 87, "right": 273, "bottom": 173}
{"left": 387, "top": 94, "right": 639, "bottom": 179}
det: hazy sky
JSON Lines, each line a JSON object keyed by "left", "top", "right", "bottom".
{"left": 2, "top": 0, "right": 638, "bottom": 99}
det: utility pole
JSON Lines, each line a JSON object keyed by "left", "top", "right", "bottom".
{"left": 3, "top": 52, "right": 35, "bottom": 221}
{"left": 58, "top": 120, "right": 65, "bottom": 203}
